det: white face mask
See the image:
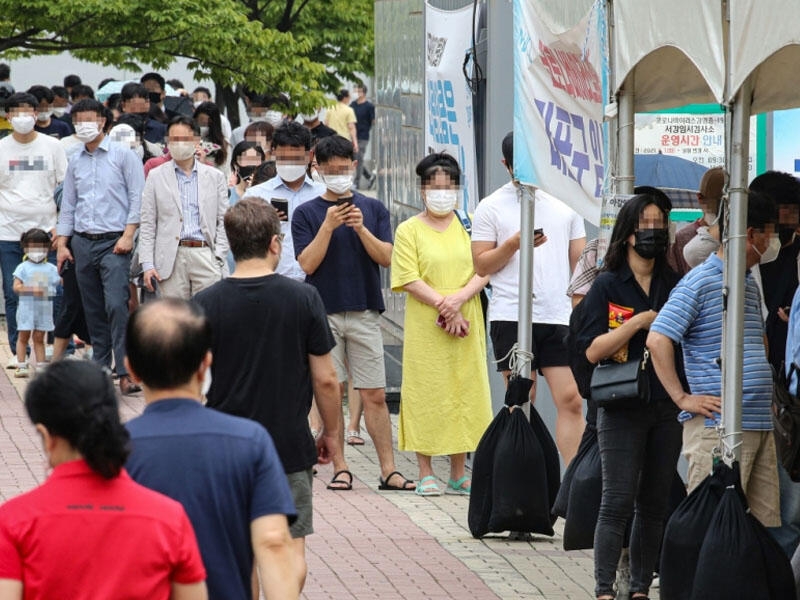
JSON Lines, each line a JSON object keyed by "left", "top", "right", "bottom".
{"left": 133, "top": 144, "right": 144, "bottom": 160}
{"left": 52, "top": 107, "right": 67, "bottom": 118}
{"left": 248, "top": 113, "right": 268, "bottom": 123}
{"left": 265, "top": 110, "right": 283, "bottom": 126}
{"left": 74, "top": 121, "right": 101, "bottom": 143}
{"left": 169, "top": 141, "right": 197, "bottom": 161}
{"left": 756, "top": 235, "right": 781, "bottom": 265}
{"left": 323, "top": 172, "right": 354, "bottom": 195}
{"left": 201, "top": 366, "right": 212, "bottom": 397}
{"left": 193, "top": 100, "right": 203, "bottom": 109}
{"left": 276, "top": 162, "right": 307, "bottom": 183}
{"left": 199, "top": 126, "right": 209, "bottom": 138}
{"left": 36, "top": 111, "right": 51, "bottom": 122}
{"left": 27, "top": 250, "right": 47, "bottom": 263}
{"left": 425, "top": 189, "right": 458, "bottom": 216}
{"left": 10, "top": 115, "right": 35, "bottom": 134}
{"left": 311, "top": 169, "right": 325, "bottom": 185}
{"left": 704, "top": 210, "right": 719, "bottom": 227}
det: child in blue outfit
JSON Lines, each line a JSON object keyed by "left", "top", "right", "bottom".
{"left": 12, "top": 229, "right": 61, "bottom": 378}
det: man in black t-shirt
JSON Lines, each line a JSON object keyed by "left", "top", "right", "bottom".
{"left": 350, "top": 85, "right": 376, "bottom": 189}
{"left": 193, "top": 198, "right": 344, "bottom": 593}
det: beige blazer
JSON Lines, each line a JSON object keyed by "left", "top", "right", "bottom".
{"left": 139, "top": 160, "right": 229, "bottom": 280}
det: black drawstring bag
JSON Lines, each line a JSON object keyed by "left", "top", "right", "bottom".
{"left": 660, "top": 461, "right": 737, "bottom": 600}
{"left": 469, "top": 377, "right": 560, "bottom": 538}
{"left": 562, "top": 427, "right": 601, "bottom": 550}
{"left": 690, "top": 487, "right": 772, "bottom": 600}
{"left": 553, "top": 423, "right": 597, "bottom": 519}
{"left": 468, "top": 408, "right": 510, "bottom": 538}
{"left": 488, "top": 408, "right": 555, "bottom": 536}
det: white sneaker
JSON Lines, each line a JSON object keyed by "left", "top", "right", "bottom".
{"left": 6, "top": 356, "right": 18, "bottom": 369}
{"left": 45, "top": 346, "right": 53, "bottom": 361}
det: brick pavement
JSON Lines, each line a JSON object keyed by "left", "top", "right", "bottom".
{"left": 0, "top": 336, "right": 662, "bottom": 599}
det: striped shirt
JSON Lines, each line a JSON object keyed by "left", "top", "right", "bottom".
{"left": 650, "top": 253, "right": 773, "bottom": 430}
{"left": 176, "top": 163, "right": 203, "bottom": 241}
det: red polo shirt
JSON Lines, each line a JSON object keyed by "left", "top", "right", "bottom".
{"left": 0, "top": 459, "right": 205, "bottom": 599}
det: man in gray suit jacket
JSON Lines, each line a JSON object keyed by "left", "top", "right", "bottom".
{"left": 139, "top": 116, "right": 229, "bottom": 299}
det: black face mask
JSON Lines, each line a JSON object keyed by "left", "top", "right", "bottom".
{"left": 633, "top": 228, "right": 669, "bottom": 259}
{"left": 237, "top": 165, "right": 256, "bottom": 181}
{"left": 148, "top": 92, "right": 161, "bottom": 105}
{"left": 779, "top": 226, "right": 797, "bottom": 246}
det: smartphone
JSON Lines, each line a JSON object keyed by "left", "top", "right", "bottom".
{"left": 59, "top": 259, "right": 72, "bottom": 275}
{"left": 336, "top": 198, "right": 353, "bottom": 207}
{"left": 534, "top": 228, "right": 544, "bottom": 236}
{"left": 270, "top": 199, "right": 289, "bottom": 214}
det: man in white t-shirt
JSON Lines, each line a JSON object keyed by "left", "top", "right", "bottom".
{"left": 0, "top": 92, "right": 67, "bottom": 356}
{"left": 472, "top": 131, "right": 586, "bottom": 463}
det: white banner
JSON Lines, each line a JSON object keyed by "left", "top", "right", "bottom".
{"left": 513, "top": 0, "right": 606, "bottom": 225}
{"left": 424, "top": 2, "right": 479, "bottom": 211}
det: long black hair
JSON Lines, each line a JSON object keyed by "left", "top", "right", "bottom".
{"left": 193, "top": 101, "right": 227, "bottom": 166}
{"left": 25, "top": 361, "right": 130, "bottom": 479}
{"left": 603, "top": 193, "right": 671, "bottom": 273}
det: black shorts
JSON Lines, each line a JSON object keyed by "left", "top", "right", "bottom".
{"left": 490, "top": 321, "right": 570, "bottom": 373}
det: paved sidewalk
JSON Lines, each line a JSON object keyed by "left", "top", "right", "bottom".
{"left": 0, "top": 338, "right": 659, "bottom": 599}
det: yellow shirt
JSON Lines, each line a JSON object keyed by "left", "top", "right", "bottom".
{"left": 325, "top": 103, "right": 357, "bottom": 139}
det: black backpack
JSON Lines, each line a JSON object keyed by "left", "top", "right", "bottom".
{"left": 772, "top": 362, "right": 800, "bottom": 481}
{"left": 567, "top": 298, "right": 594, "bottom": 402}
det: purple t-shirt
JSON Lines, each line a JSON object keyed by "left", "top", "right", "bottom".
{"left": 291, "top": 192, "right": 392, "bottom": 314}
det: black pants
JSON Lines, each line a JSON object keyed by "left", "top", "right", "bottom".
{"left": 594, "top": 400, "right": 681, "bottom": 597}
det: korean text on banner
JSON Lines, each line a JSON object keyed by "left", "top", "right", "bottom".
{"left": 513, "top": 0, "right": 606, "bottom": 225}
{"left": 424, "top": 1, "right": 479, "bottom": 212}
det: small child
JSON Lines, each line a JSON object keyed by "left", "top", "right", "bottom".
{"left": 12, "top": 229, "right": 61, "bottom": 378}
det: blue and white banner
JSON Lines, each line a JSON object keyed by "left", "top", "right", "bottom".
{"left": 424, "top": 1, "right": 479, "bottom": 211}
{"left": 513, "top": 0, "right": 606, "bottom": 224}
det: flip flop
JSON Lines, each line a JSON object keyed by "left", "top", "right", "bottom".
{"left": 378, "top": 470, "right": 415, "bottom": 491}
{"left": 415, "top": 475, "right": 442, "bottom": 496}
{"left": 446, "top": 475, "right": 471, "bottom": 495}
{"left": 346, "top": 430, "right": 365, "bottom": 445}
{"left": 326, "top": 470, "right": 353, "bottom": 491}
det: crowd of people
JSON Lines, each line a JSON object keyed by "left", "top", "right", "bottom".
{"left": 0, "top": 62, "right": 799, "bottom": 600}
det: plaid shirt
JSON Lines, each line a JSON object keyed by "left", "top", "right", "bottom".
{"left": 566, "top": 237, "right": 599, "bottom": 298}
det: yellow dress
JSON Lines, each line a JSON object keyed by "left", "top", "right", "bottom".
{"left": 391, "top": 215, "right": 492, "bottom": 455}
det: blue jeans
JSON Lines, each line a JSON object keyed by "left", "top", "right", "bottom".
{"left": 769, "top": 463, "right": 800, "bottom": 557}
{"left": 594, "top": 400, "right": 682, "bottom": 597}
{"left": 0, "top": 240, "right": 24, "bottom": 348}
{"left": 71, "top": 235, "right": 131, "bottom": 376}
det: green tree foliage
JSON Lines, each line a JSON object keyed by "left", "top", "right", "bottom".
{"left": 0, "top": 0, "right": 374, "bottom": 115}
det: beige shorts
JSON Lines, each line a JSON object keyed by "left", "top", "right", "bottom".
{"left": 327, "top": 310, "right": 385, "bottom": 389}
{"left": 682, "top": 415, "right": 780, "bottom": 527}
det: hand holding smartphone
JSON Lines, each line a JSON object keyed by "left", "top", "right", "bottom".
{"left": 270, "top": 199, "right": 289, "bottom": 222}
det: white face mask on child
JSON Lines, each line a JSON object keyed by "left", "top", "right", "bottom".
{"left": 27, "top": 250, "right": 47, "bottom": 263}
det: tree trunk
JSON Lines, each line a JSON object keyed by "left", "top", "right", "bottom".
{"left": 215, "top": 82, "right": 242, "bottom": 129}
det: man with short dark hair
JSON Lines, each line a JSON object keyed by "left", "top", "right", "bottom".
{"left": 247, "top": 122, "right": 324, "bottom": 281}
{"left": 472, "top": 131, "right": 587, "bottom": 463}
{"left": 230, "top": 91, "right": 285, "bottom": 146}
{"left": 648, "top": 189, "right": 780, "bottom": 527}
{"left": 292, "top": 135, "right": 415, "bottom": 492}
{"left": 62, "top": 74, "right": 81, "bottom": 96}
{"left": 124, "top": 298, "right": 300, "bottom": 600}
{"left": 69, "top": 84, "right": 94, "bottom": 102}
{"left": 56, "top": 98, "right": 143, "bottom": 395}
{"left": 193, "top": 198, "right": 343, "bottom": 593}
{"left": 139, "top": 116, "right": 228, "bottom": 299}
{"left": 120, "top": 82, "right": 166, "bottom": 144}
{"left": 350, "top": 84, "right": 376, "bottom": 189}
{"left": 0, "top": 64, "right": 13, "bottom": 95}
{"left": 27, "top": 85, "right": 72, "bottom": 139}
{"left": 0, "top": 92, "right": 67, "bottom": 360}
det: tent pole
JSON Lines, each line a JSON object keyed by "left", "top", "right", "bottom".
{"left": 721, "top": 79, "right": 752, "bottom": 463}
{"left": 515, "top": 184, "right": 536, "bottom": 388}
{"left": 618, "top": 74, "right": 635, "bottom": 195}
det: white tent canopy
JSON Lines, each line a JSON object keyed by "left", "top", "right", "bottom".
{"left": 611, "top": 0, "right": 725, "bottom": 111}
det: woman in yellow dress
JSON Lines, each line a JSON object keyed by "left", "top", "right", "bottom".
{"left": 391, "top": 153, "right": 493, "bottom": 496}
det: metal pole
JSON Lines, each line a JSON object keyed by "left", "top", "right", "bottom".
{"left": 617, "top": 74, "right": 635, "bottom": 195}
{"left": 515, "top": 183, "right": 536, "bottom": 380}
{"left": 721, "top": 78, "right": 751, "bottom": 463}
